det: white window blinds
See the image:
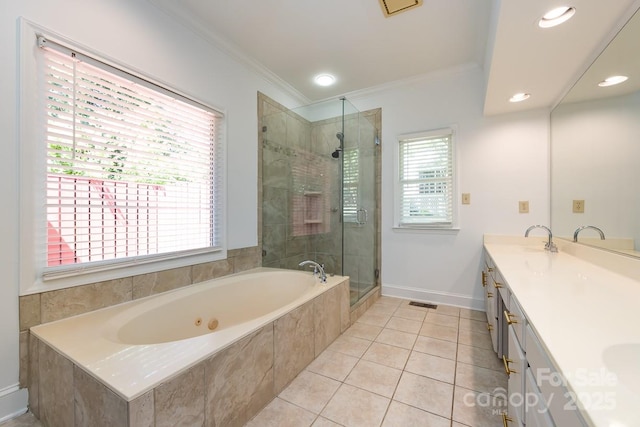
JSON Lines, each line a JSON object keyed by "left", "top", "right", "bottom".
{"left": 342, "top": 148, "right": 359, "bottom": 223}
{"left": 398, "top": 131, "right": 454, "bottom": 227}
{"left": 40, "top": 38, "right": 224, "bottom": 277}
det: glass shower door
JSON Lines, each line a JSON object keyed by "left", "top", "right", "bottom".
{"left": 342, "top": 103, "right": 378, "bottom": 304}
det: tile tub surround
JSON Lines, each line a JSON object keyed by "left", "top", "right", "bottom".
{"left": 18, "top": 246, "right": 261, "bottom": 388}
{"left": 28, "top": 275, "right": 350, "bottom": 427}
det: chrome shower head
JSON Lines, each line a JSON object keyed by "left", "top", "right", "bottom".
{"left": 336, "top": 132, "right": 344, "bottom": 142}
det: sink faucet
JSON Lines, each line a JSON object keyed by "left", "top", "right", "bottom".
{"left": 573, "top": 225, "right": 605, "bottom": 242}
{"left": 524, "top": 225, "right": 558, "bottom": 252}
{"left": 298, "top": 260, "right": 327, "bottom": 283}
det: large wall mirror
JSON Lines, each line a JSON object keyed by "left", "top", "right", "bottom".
{"left": 551, "top": 5, "right": 640, "bottom": 257}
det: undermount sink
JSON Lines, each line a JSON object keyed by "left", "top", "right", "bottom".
{"left": 602, "top": 343, "right": 640, "bottom": 394}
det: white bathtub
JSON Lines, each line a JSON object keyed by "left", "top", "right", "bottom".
{"left": 31, "top": 267, "right": 347, "bottom": 401}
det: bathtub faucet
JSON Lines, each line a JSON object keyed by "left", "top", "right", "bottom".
{"left": 298, "top": 260, "right": 327, "bottom": 283}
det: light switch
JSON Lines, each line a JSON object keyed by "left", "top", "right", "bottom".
{"left": 462, "top": 193, "right": 471, "bottom": 205}
{"left": 573, "top": 199, "right": 585, "bottom": 213}
{"left": 519, "top": 201, "right": 529, "bottom": 213}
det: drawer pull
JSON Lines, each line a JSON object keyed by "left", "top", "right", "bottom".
{"left": 502, "top": 413, "right": 513, "bottom": 427}
{"left": 487, "top": 323, "right": 493, "bottom": 332}
{"left": 487, "top": 292, "right": 494, "bottom": 298}
{"left": 502, "top": 355, "right": 517, "bottom": 376}
{"left": 481, "top": 271, "right": 487, "bottom": 287}
{"left": 488, "top": 267, "right": 494, "bottom": 272}
{"left": 503, "top": 310, "right": 517, "bottom": 325}
{"left": 494, "top": 281, "right": 503, "bottom": 289}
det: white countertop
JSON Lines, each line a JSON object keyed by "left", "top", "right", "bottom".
{"left": 484, "top": 235, "right": 640, "bottom": 427}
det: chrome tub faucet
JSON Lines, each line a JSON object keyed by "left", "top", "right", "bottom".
{"left": 298, "top": 260, "right": 327, "bottom": 283}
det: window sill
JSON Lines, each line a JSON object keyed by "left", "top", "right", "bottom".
{"left": 392, "top": 226, "right": 460, "bottom": 235}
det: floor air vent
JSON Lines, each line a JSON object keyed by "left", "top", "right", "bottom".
{"left": 409, "top": 301, "right": 437, "bottom": 309}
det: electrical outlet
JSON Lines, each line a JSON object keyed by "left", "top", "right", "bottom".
{"left": 573, "top": 199, "right": 585, "bottom": 213}
{"left": 462, "top": 193, "right": 471, "bottom": 205}
{"left": 519, "top": 201, "right": 529, "bottom": 213}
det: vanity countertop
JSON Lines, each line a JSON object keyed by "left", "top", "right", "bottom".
{"left": 484, "top": 235, "right": 640, "bottom": 427}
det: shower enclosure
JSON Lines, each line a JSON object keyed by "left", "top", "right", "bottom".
{"left": 259, "top": 94, "right": 380, "bottom": 305}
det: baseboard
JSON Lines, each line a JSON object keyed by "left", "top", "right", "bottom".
{"left": 382, "top": 283, "right": 484, "bottom": 311}
{"left": 0, "top": 384, "right": 28, "bottom": 423}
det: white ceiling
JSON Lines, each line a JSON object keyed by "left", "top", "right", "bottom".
{"left": 147, "top": 0, "right": 639, "bottom": 115}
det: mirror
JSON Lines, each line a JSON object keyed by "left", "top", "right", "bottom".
{"left": 551, "top": 6, "right": 640, "bottom": 257}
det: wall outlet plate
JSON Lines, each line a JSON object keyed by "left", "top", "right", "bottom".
{"left": 462, "top": 193, "right": 471, "bottom": 205}
{"left": 519, "top": 201, "right": 529, "bottom": 213}
{"left": 573, "top": 199, "right": 585, "bottom": 213}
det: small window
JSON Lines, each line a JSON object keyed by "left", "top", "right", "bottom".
{"left": 397, "top": 129, "right": 456, "bottom": 228}
{"left": 342, "top": 148, "right": 359, "bottom": 223}
{"left": 32, "top": 36, "right": 225, "bottom": 284}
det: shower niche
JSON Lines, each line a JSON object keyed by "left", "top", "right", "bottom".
{"left": 258, "top": 93, "right": 381, "bottom": 305}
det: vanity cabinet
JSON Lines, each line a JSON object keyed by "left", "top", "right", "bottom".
{"left": 485, "top": 249, "right": 588, "bottom": 427}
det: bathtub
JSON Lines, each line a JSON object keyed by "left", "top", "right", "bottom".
{"left": 30, "top": 267, "right": 350, "bottom": 406}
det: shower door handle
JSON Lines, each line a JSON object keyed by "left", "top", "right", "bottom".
{"left": 356, "top": 208, "right": 368, "bottom": 225}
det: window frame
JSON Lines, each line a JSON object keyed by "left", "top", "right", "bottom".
{"left": 19, "top": 21, "right": 227, "bottom": 294}
{"left": 394, "top": 127, "right": 459, "bottom": 232}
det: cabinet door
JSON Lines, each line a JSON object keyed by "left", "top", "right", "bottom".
{"left": 525, "top": 368, "right": 554, "bottom": 427}
{"left": 506, "top": 326, "right": 526, "bottom": 425}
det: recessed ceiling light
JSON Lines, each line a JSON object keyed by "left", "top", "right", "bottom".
{"left": 314, "top": 74, "right": 336, "bottom": 86}
{"left": 598, "top": 75, "right": 628, "bottom": 87}
{"left": 538, "top": 6, "right": 576, "bottom": 28}
{"left": 509, "top": 93, "right": 531, "bottom": 103}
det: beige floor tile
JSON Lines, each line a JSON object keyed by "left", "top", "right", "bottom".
{"left": 311, "top": 417, "right": 342, "bottom": 427}
{"left": 306, "top": 350, "right": 359, "bottom": 382}
{"left": 413, "top": 335, "right": 457, "bottom": 360}
{"left": 459, "top": 308, "right": 486, "bottom": 321}
{"left": 367, "top": 304, "right": 398, "bottom": 316}
{"left": 419, "top": 323, "right": 458, "bottom": 342}
{"left": 326, "top": 334, "right": 372, "bottom": 358}
{"left": 385, "top": 316, "right": 422, "bottom": 334}
{"left": 458, "top": 329, "right": 493, "bottom": 350}
{"left": 344, "top": 359, "right": 402, "bottom": 398}
{"left": 377, "top": 296, "right": 405, "bottom": 307}
{"left": 452, "top": 386, "right": 507, "bottom": 427}
{"left": 357, "top": 312, "right": 391, "bottom": 327}
{"left": 245, "top": 397, "right": 316, "bottom": 427}
{"left": 433, "top": 304, "right": 461, "bottom": 317}
{"left": 454, "top": 363, "right": 508, "bottom": 395}
{"left": 392, "top": 307, "right": 427, "bottom": 322}
{"left": 343, "top": 322, "right": 383, "bottom": 341}
{"left": 362, "top": 342, "right": 411, "bottom": 370}
{"left": 459, "top": 317, "right": 490, "bottom": 334}
{"left": 375, "top": 328, "right": 417, "bottom": 350}
{"left": 393, "top": 372, "right": 453, "bottom": 419}
{"left": 424, "top": 312, "right": 459, "bottom": 328}
{"left": 405, "top": 351, "right": 456, "bottom": 384}
{"left": 381, "top": 401, "right": 450, "bottom": 427}
{"left": 321, "top": 384, "right": 390, "bottom": 427}
{"left": 0, "top": 413, "right": 42, "bottom": 427}
{"left": 278, "top": 370, "right": 341, "bottom": 414}
{"left": 457, "top": 344, "right": 503, "bottom": 372}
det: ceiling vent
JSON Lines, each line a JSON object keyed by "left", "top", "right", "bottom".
{"left": 379, "top": 0, "right": 423, "bottom": 17}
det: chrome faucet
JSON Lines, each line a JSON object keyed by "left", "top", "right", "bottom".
{"left": 298, "top": 260, "right": 327, "bottom": 283}
{"left": 573, "top": 225, "right": 605, "bottom": 242}
{"left": 525, "top": 225, "right": 558, "bottom": 252}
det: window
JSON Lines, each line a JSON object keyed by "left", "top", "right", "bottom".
{"left": 342, "top": 148, "right": 359, "bottom": 223}
{"left": 23, "top": 34, "right": 225, "bottom": 288}
{"left": 397, "top": 129, "right": 456, "bottom": 228}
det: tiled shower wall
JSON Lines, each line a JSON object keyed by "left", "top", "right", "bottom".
{"left": 258, "top": 93, "right": 382, "bottom": 302}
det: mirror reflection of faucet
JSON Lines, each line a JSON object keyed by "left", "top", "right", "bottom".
{"left": 573, "top": 225, "right": 605, "bottom": 242}
{"left": 524, "top": 225, "right": 558, "bottom": 252}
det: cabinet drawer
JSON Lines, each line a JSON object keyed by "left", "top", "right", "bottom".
{"left": 506, "top": 326, "right": 526, "bottom": 425}
{"left": 505, "top": 295, "right": 525, "bottom": 351}
{"left": 525, "top": 326, "right": 587, "bottom": 427}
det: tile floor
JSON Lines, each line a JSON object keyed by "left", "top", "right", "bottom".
{"left": 2, "top": 296, "right": 507, "bottom": 427}
{"left": 246, "top": 296, "right": 508, "bottom": 427}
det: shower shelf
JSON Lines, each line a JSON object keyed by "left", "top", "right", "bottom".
{"left": 303, "top": 191, "right": 323, "bottom": 196}
{"left": 303, "top": 219, "right": 323, "bottom": 224}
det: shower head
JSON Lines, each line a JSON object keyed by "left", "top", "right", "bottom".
{"left": 331, "top": 148, "right": 341, "bottom": 158}
{"left": 336, "top": 132, "right": 344, "bottom": 142}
